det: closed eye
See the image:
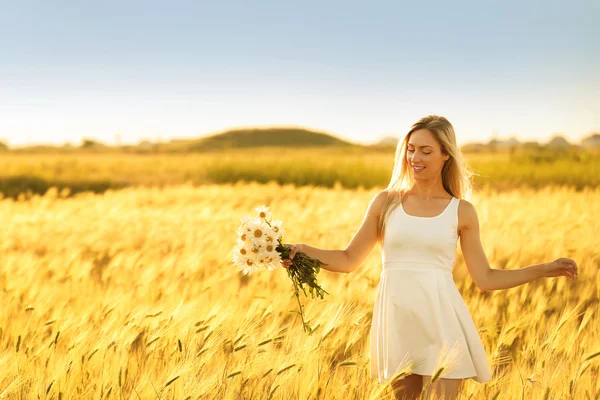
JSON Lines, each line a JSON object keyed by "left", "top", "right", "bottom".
{"left": 407, "top": 149, "right": 431, "bottom": 155}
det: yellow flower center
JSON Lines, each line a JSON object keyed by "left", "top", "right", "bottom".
{"left": 254, "top": 229, "right": 262, "bottom": 238}
{"left": 273, "top": 226, "right": 279, "bottom": 232}
{"left": 246, "top": 260, "right": 253, "bottom": 266}
{"left": 259, "top": 212, "right": 266, "bottom": 218}
{"left": 252, "top": 248, "right": 259, "bottom": 253}
{"left": 241, "top": 234, "right": 247, "bottom": 241}
{"left": 240, "top": 248, "right": 247, "bottom": 255}
{"left": 266, "top": 245, "right": 273, "bottom": 252}
{"left": 266, "top": 237, "right": 273, "bottom": 243}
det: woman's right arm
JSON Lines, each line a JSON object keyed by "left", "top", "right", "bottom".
{"left": 283, "top": 190, "right": 388, "bottom": 274}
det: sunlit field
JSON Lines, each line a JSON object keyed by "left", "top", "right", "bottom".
{"left": 1, "top": 148, "right": 599, "bottom": 199}
{"left": 1, "top": 182, "right": 598, "bottom": 399}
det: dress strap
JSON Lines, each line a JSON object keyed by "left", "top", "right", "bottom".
{"left": 450, "top": 197, "right": 460, "bottom": 235}
{"left": 452, "top": 197, "right": 460, "bottom": 216}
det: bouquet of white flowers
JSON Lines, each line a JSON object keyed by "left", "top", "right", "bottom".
{"left": 232, "top": 205, "right": 329, "bottom": 334}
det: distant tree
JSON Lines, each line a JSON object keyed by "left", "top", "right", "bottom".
{"left": 546, "top": 135, "right": 570, "bottom": 150}
{"left": 0, "top": 141, "right": 8, "bottom": 151}
{"left": 136, "top": 139, "right": 158, "bottom": 153}
{"left": 522, "top": 141, "right": 542, "bottom": 150}
{"left": 461, "top": 142, "right": 486, "bottom": 153}
{"left": 137, "top": 139, "right": 153, "bottom": 148}
{"left": 581, "top": 133, "right": 600, "bottom": 149}
{"left": 80, "top": 138, "right": 106, "bottom": 148}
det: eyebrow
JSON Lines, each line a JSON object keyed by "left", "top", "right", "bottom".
{"left": 407, "top": 143, "right": 433, "bottom": 148}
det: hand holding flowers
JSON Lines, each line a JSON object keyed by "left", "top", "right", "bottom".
{"left": 232, "top": 206, "right": 329, "bottom": 334}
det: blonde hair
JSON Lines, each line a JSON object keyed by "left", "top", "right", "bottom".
{"left": 376, "top": 115, "right": 475, "bottom": 246}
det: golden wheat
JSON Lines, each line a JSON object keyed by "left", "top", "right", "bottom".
{"left": 0, "top": 182, "right": 598, "bottom": 399}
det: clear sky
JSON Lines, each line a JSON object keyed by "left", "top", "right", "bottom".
{"left": 1, "top": 0, "right": 599, "bottom": 147}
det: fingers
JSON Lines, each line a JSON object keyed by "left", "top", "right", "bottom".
{"left": 563, "top": 263, "right": 578, "bottom": 279}
{"left": 564, "top": 257, "right": 577, "bottom": 268}
{"left": 545, "top": 258, "right": 579, "bottom": 280}
{"left": 281, "top": 244, "right": 297, "bottom": 269}
{"left": 288, "top": 244, "right": 299, "bottom": 260}
{"left": 559, "top": 257, "right": 578, "bottom": 276}
{"left": 566, "top": 258, "right": 578, "bottom": 276}
{"left": 565, "top": 270, "right": 575, "bottom": 280}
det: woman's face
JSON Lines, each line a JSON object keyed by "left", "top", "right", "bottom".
{"left": 406, "top": 129, "right": 449, "bottom": 180}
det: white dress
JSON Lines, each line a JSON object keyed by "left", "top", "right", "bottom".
{"left": 370, "top": 196, "right": 492, "bottom": 383}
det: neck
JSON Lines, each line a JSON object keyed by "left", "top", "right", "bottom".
{"left": 409, "top": 178, "right": 447, "bottom": 200}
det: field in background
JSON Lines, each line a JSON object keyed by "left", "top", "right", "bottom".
{"left": 1, "top": 182, "right": 598, "bottom": 399}
{"left": 0, "top": 147, "right": 599, "bottom": 199}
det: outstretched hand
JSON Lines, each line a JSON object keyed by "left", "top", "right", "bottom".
{"left": 282, "top": 244, "right": 302, "bottom": 269}
{"left": 543, "top": 257, "right": 578, "bottom": 280}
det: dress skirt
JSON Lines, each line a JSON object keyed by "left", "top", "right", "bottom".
{"left": 369, "top": 263, "right": 492, "bottom": 383}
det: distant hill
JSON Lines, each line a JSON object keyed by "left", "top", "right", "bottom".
{"left": 364, "top": 135, "right": 399, "bottom": 151}
{"left": 181, "top": 127, "right": 357, "bottom": 151}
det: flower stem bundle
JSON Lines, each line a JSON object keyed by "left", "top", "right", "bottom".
{"left": 276, "top": 240, "right": 329, "bottom": 334}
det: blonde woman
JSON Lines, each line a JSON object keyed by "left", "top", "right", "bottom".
{"left": 282, "top": 115, "right": 578, "bottom": 400}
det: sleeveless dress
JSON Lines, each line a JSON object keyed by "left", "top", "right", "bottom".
{"left": 369, "top": 196, "right": 492, "bottom": 383}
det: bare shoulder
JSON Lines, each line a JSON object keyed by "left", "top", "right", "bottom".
{"left": 373, "top": 189, "right": 389, "bottom": 204}
{"left": 457, "top": 198, "right": 479, "bottom": 235}
{"left": 365, "top": 189, "right": 389, "bottom": 217}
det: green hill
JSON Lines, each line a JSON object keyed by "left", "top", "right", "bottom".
{"left": 181, "top": 127, "right": 357, "bottom": 151}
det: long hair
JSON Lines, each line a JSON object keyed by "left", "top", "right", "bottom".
{"left": 375, "top": 115, "right": 475, "bottom": 246}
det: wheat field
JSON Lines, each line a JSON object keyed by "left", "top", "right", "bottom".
{"left": 1, "top": 149, "right": 599, "bottom": 199}
{"left": 0, "top": 182, "right": 599, "bottom": 399}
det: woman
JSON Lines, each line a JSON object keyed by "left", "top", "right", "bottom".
{"left": 282, "top": 115, "right": 578, "bottom": 400}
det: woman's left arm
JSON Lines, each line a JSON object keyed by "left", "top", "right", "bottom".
{"left": 458, "top": 199, "right": 578, "bottom": 292}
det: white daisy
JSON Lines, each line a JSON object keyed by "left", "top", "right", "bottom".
{"left": 255, "top": 205, "right": 272, "bottom": 220}
{"left": 270, "top": 219, "right": 285, "bottom": 238}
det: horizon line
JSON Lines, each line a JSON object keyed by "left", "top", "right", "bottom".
{"left": 3, "top": 123, "right": 599, "bottom": 148}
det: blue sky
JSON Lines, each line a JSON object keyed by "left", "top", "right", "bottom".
{"left": 1, "top": 0, "right": 599, "bottom": 147}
